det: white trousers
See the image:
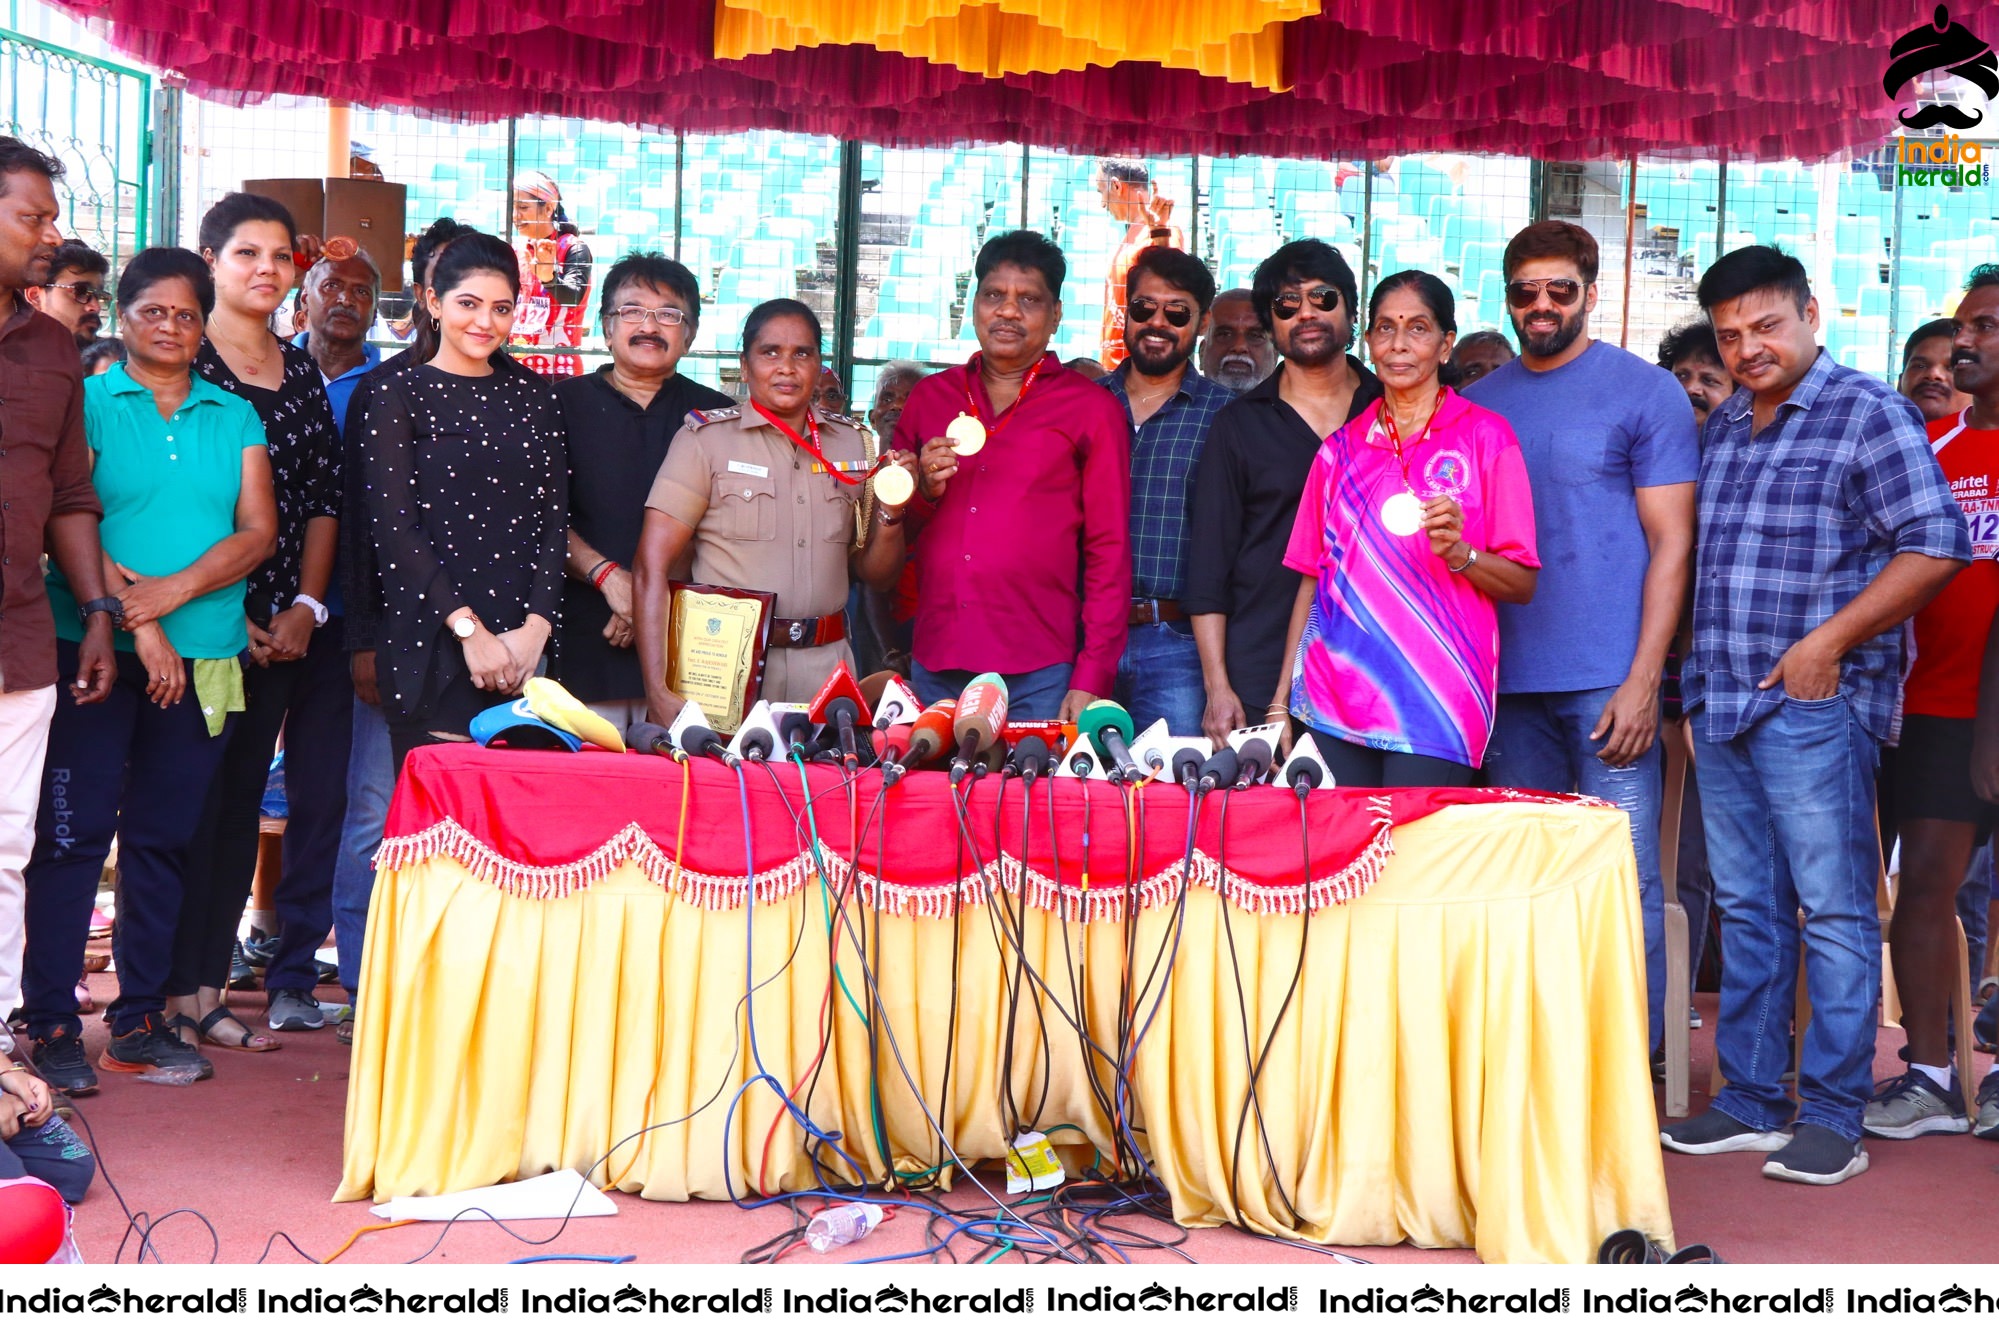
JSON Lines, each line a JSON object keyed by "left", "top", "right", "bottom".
{"left": 0, "top": 685, "right": 56, "bottom": 1054}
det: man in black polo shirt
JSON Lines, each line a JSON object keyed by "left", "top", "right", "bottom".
{"left": 1184, "top": 240, "right": 1381, "bottom": 746}
{"left": 556, "top": 252, "right": 733, "bottom": 729}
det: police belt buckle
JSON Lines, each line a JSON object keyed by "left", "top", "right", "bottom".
{"left": 787, "top": 619, "right": 810, "bottom": 646}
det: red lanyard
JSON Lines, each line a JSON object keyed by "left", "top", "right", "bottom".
{"left": 1380, "top": 387, "right": 1446, "bottom": 486}
{"left": 963, "top": 353, "right": 1048, "bottom": 441}
{"left": 751, "top": 401, "right": 860, "bottom": 485}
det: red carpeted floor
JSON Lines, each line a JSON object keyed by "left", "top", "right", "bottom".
{"left": 41, "top": 980, "right": 1998, "bottom": 1266}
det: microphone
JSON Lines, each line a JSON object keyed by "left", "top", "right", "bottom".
{"left": 859, "top": 671, "right": 923, "bottom": 729}
{"left": 879, "top": 722, "right": 914, "bottom": 785}
{"left": 1233, "top": 737, "right": 1273, "bottom": 789}
{"left": 950, "top": 673, "right": 1010, "bottom": 779}
{"left": 679, "top": 725, "right": 735, "bottom": 767}
{"left": 1078, "top": 699, "right": 1140, "bottom": 784}
{"left": 807, "top": 662, "right": 873, "bottom": 768}
{"left": 904, "top": 699, "right": 957, "bottom": 769}
{"left": 776, "top": 707, "right": 816, "bottom": 755}
{"left": 1009, "top": 734, "right": 1051, "bottom": 782}
{"left": 1171, "top": 745, "right": 1205, "bottom": 787}
{"left": 1197, "top": 747, "right": 1240, "bottom": 793}
{"left": 1283, "top": 732, "right": 1335, "bottom": 793}
{"left": 667, "top": 699, "right": 715, "bottom": 756}
{"left": 729, "top": 700, "right": 782, "bottom": 763}
{"left": 624, "top": 720, "right": 675, "bottom": 757}
{"left": 975, "top": 737, "right": 1008, "bottom": 778}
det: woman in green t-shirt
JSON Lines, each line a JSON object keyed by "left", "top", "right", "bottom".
{"left": 20, "top": 247, "right": 278, "bottom": 1094}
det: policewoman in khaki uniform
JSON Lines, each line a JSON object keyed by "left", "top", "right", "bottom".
{"left": 634, "top": 299, "right": 913, "bottom": 723}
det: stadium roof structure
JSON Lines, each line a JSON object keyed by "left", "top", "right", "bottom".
{"left": 47, "top": 0, "right": 1975, "bottom": 159}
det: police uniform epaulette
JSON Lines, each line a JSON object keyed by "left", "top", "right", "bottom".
{"left": 683, "top": 406, "right": 741, "bottom": 429}
{"left": 820, "top": 410, "right": 863, "bottom": 430}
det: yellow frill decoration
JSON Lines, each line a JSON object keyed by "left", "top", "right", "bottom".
{"left": 715, "top": 0, "right": 1316, "bottom": 91}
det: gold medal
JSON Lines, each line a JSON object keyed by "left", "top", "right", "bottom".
{"left": 945, "top": 413, "right": 987, "bottom": 456}
{"left": 1381, "top": 490, "right": 1424, "bottom": 537}
{"left": 872, "top": 463, "right": 914, "bottom": 507}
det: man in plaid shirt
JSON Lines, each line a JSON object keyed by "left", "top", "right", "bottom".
{"left": 1097, "top": 247, "right": 1234, "bottom": 735}
{"left": 1662, "top": 246, "right": 1969, "bottom": 1186}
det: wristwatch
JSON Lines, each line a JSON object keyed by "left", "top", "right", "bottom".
{"left": 292, "top": 593, "right": 329, "bottom": 627}
{"left": 78, "top": 596, "right": 124, "bottom": 628}
{"left": 452, "top": 614, "right": 480, "bottom": 640}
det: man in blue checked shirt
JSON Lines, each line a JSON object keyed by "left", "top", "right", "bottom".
{"left": 1097, "top": 247, "right": 1235, "bottom": 735}
{"left": 1661, "top": 246, "right": 1969, "bottom": 1187}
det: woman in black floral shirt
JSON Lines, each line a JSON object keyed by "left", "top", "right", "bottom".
{"left": 168, "top": 193, "right": 345, "bottom": 1048}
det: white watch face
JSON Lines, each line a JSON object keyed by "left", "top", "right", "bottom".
{"left": 454, "top": 617, "right": 476, "bottom": 639}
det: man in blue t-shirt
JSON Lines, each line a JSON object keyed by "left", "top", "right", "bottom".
{"left": 1466, "top": 221, "right": 1699, "bottom": 1055}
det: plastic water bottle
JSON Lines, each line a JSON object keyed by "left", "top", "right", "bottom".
{"left": 805, "top": 1201, "right": 884, "bottom": 1253}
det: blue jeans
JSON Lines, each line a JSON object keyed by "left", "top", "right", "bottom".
{"left": 1958, "top": 843, "right": 1992, "bottom": 981}
{"left": 1490, "top": 687, "right": 1666, "bottom": 1049}
{"left": 1691, "top": 697, "right": 1881, "bottom": 1141}
{"left": 911, "top": 660, "right": 1073, "bottom": 719}
{"left": 332, "top": 695, "right": 395, "bottom": 999}
{"left": 1113, "top": 622, "right": 1205, "bottom": 736}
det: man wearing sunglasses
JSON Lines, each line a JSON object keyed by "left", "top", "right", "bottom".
{"left": 1096, "top": 247, "right": 1233, "bottom": 736}
{"left": 556, "top": 252, "right": 734, "bottom": 731}
{"left": 1185, "top": 240, "right": 1382, "bottom": 749}
{"left": 23, "top": 239, "right": 107, "bottom": 351}
{"left": 1464, "top": 221, "right": 1698, "bottom": 1061}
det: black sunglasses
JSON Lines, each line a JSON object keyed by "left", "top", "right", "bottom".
{"left": 1271, "top": 286, "right": 1341, "bottom": 320}
{"left": 1126, "top": 296, "right": 1194, "bottom": 328}
{"left": 1505, "top": 278, "right": 1584, "bottom": 309}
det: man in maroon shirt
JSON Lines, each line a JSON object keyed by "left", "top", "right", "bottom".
{"left": 0, "top": 139, "right": 114, "bottom": 1063}
{"left": 894, "top": 231, "right": 1131, "bottom": 722}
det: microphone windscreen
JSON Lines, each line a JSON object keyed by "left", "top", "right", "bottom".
{"left": 1285, "top": 754, "right": 1326, "bottom": 789}
{"left": 882, "top": 722, "right": 913, "bottom": 760}
{"left": 952, "top": 674, "right": 1010, "bottom": 749}
{"left": 1171, "top": 746, "right": 1205, "bottom": 782}
{"left": 1199, "top": 748, "right": 1241, "bottom": 789}
{"left": 1078, "top": 698, "right": 1136, "bottom": 745}
{"left": 1014, "top": 734, "right": 1051, "bottom": 777}
{"left": 807, "top": 660, "right": 873, "bottom": 726}
{"left": 1236, "top": 738, "right": 1273, "bottom": 782}
{"left": 908, "top": 700, "right": 957, "bottom": 765}
{"left": 680, "top": 725, "right": 722, "bottom": 758}
{"left": 624, "top": 720, "right": 672, "bottom": 755}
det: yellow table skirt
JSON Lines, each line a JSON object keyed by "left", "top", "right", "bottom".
{"left": 338, "top": 802, "right": 1671, "bottom": 1262}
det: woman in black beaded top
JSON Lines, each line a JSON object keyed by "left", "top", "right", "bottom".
{"left": 349, "top": 231, "right": 567, "bottom": 769}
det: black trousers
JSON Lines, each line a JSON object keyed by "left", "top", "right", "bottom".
{"left": 1307, "top": 726, "right": 1478, "bottom": 788}
{"left": 387, "top": 670, "right": 510, "bottom": 775}
{"left": 170, "top": 621, "right": 351, "bottom": 996}
{"left": 22, "top": 641, "right": 231, "bottom": 1037}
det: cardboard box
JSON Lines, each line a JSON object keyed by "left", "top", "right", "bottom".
{"left": 244, "top": 177, "right": 407, "bottom": 292}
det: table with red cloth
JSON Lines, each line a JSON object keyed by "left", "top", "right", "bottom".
{"left": 337, "top": 746, "right": 1673, "bottom": 1263}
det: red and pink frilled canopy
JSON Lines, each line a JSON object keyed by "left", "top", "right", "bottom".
{"left": 50, "top": 0, "right": 1929, "bottom": 159}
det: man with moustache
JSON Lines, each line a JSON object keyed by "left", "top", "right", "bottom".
{"left": 1661, "top": 246, "right": 1967, "bottom": 1186}
{"left": 1900, "top": 318, "right": 1972, "bottom": 424}
{"left": 1466, "top": 221, "right": 1698, "bottom": 1058}
{"left": 1870, "top": 267, "right": 1999, "bottom": 1143}
{"left": 1184, "top": 241, "right": 1381, "bottom": 747}
{"left": 24, "top": 240, "right": 107, "bottom": 351}
{"left": 1098, "top": 247, "right": 1232, "bottom": 734}
{"left": 0, "top": 139, "right": 115, "bottom": 1070}
{"left": 1199, "top": 288, "right": 1277, "bottom": 393}
{"left": 294, "top": 248, "right": 383, "bottom": 1043}
{"left": 1446, "top": 329, "right": 1515, "bottom": 389}
{"left": 556, "top": 253, "right": 733, "bottom": 729}
{"left": 893, "top": 230, "right": 1131, "bottom": 722}
{"left": 1659, "top": 319, "right": 1735, "bottom": 433}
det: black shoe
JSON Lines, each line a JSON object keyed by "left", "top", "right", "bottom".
{"left": 29, "top": 1023, "right": 98, "bottom": 1096}
{"left": 1761, "top": 1123, "right": 1869, "bottom": 1185}
{"left": 240, "top": 932, "right": 278, "bottom": 972}
{"left": 1660, "top": 1107, "right": 1792, "bottom": 1155}
{"left": 100, "top": 1012, "right": 214, "bottom": 1080}
{"left": 226, "top": 939, "right": 259, "bottom": 992}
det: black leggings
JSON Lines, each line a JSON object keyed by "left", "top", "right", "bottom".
{"left": 1308, "top": 727, "right": 1477, "bottom": 788}
{"left": 387, "top": 672, "right": 511, "bottom": 775}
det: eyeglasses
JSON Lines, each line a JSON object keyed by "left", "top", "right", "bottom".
{"left": 1504, "top": 278, "right": 1584, "bottom": 309}
{"left": 47, "top": 283, "right": 108, "bottom": 305}
{"left": 1271, "top": 286, "right": 1342, "bottom": 320}
{"left": 612, "top": 305, "right": 689, "bottom": 328}
{"left": 1126, "top": 296, "right": 1194, "bottom": 328}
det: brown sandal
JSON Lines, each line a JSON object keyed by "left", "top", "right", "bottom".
{"left": 198, "top": 1005, "right": 282, "bottom": 1052}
